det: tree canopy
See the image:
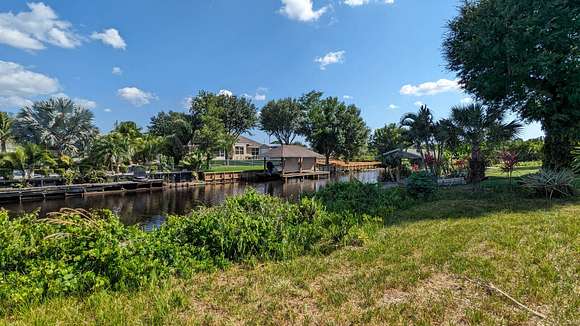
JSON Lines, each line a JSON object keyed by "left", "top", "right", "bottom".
{"left": 12, "top": 98, "right": 98, "bottom": 156}
{"left": 443, "top": 0, "right": 580, "bottom": 168}
{"left": 301, "top": 92, "right": 369, "bottom": 164}
{"left": 260, "top": 98, "right": 304, "bottom": 144}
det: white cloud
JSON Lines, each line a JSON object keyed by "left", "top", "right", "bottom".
{"left": 280, "top": 0, "right": 328, "bottom": 22}
{"left": 315, "top": 50, "right": 345, "bottom": 70}
{"left": 91, "top": 28, "right": 126, "bottom": 49}
{"left": 0, "top": 96, "right": 33, "bottom": 110}
{"left": 343, "top": 95, "right": 353, "bottom": 100}
{"left": 400, "top": 79, "right": 461, "bottom": 96}
{"left": 218, "top": 89, "right": 233, "bottom": 97}
{"left": 48, "top": 92, "right": 97, "bottom": 109}
{"left": 0, "top": 2, "right": 82, "bottom": 50}
{"left": 112, "top": 66, "right": 123, "bottom": 75}
{"left": 74, "top": 98, "right": 97, "bottom": 109}
{"left": 104, "top": 108, "right": 112, "bottom": 112}
{"left": 117, "top": 87, "right": 157, "bottom": 107}
{"left": 344, "top": 0, "right": 394, "bottom": 7}
{"left": 0, "top": 61, "right": 60, "bottom": 105}
{"left": 414, "top": 101, "right": 424, "bottom": 107}
{"left": 388, "top": 104, "right": 399, "bottom": 109}
{"left": 460, "top": 97, "right": 474, "bottom": 104}
{"left": 242, "top": 87, "right": 268, "bottom": 101}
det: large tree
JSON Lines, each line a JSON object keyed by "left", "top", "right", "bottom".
{"left": 190, "top": 91, "right": 257, "bottom": 161}
{"left": 450, "top": 103, "right": 522, "bottom": 182}
{"left": 301, "top": 92, "right": 369, "bottom": 164}
{"left": 400, "top": 105, "right": 435, "bottom": 161}
{"left": 369, "top": 123, "right": 408, "bottom": 156}
{"left": 148, "top": 111, "right": 195, "bottom": 164}
{"left": 13, "top": 98, "right": 98, "bottom": 156}
{"left": 443, "top": 0, "right": 580, "bottom": 169}
{"left": 259, "top": 98, "right": 304, "bottom": 144}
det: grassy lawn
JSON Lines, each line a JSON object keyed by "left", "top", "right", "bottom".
{"left": 2, "top": 162, "right": 578, "bottom": 325}
{"left": 205, "top": 165, "right": 264, "bottom": 173}
{"left": 3, "top": 173, "right": 578, "bottom": 324}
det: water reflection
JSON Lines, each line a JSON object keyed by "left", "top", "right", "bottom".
{"left": 2, "top": 170, "right": 384, "bottom": 229}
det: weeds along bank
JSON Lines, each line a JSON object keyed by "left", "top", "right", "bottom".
{"left": 0, "top": 182, "right": 411, "bottom": 315}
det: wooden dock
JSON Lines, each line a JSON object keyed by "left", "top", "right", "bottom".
{"left": 281, "top": 171, "right": 330, "bottom": 183}
{"left": 318, "top": 160, "right": 382, "bottom": 172}
{"left": 0, "top": 179, "right": 164, "bottom": 203}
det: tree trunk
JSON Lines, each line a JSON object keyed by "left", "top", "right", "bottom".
{"left": 468, "top": 144, "right": 485, "bottom": 183}
{"left": 1, "top": 141, "right": 5, "bottom": 153}
{"left": 543, "top": 123, "right": 574, "bottom": 169}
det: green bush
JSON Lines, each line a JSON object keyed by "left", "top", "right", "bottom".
{"left": 0, "top": 184, "right": 401, "bottom": 313}
{"left": 520, "top": 169, "right": 576, "bottom": 199}
{"left": 312, "top": 181, "right": 410, "bottom": 218}
{"left": 406, "top": 172, "right": 438, "bottom": 198}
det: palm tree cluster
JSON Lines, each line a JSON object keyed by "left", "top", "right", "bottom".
{"left": 396, "top": 103, "right": 522, "bottom": 181}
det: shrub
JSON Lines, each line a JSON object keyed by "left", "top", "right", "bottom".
{"left": 521, "top": 169, "right": 576, "bottom": 200}
{"left": 311, "top": 181, "right": 411, "bottom": 218}
{"left": 406, "top": 171, "right": 437, "bottom": 198}
{"left": 0, "top": 185, "right": 395, "bottom": 313}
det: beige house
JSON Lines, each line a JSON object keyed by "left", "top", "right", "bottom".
{"left": 214, "top": 136, "right": 265, "bottom": 160}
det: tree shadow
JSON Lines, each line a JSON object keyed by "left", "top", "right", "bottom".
{"left": 386, "top": 184, "right": 579, "bottom": 226}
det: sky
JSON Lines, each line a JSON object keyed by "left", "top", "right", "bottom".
{"left": 0, "top": 0, "right": 543, "bottom": 143}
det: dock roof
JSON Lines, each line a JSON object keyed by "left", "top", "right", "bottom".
{"left": 260, "top": 145, "right": 324, "bottom": 159}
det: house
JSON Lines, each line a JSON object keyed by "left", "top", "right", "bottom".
{"left": 213, "top": 136, "right": 265, "bottom": 160}
{"left": 260, "top": 145, "right": 325, "bottom": 175}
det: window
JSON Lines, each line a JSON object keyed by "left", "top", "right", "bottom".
{"left": 251, "top": 148, "right": 260, "bottom": 157}
{"left": 235, "top": 146, "right": 244, "bottom": 155}
{"left": 214, "top": 149, "right": 225, "bottom": 157}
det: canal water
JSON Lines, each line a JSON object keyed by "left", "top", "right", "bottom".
{"left": 1, "top": 170, "right": 384, "bottom": 230}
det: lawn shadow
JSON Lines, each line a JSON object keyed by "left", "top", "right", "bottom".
{"left": 387, "top": 184, "right": 579, "bottom": 226}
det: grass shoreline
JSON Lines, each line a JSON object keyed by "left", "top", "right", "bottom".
{"left": 2, "top": 166, "right": 579, "bottom": 325}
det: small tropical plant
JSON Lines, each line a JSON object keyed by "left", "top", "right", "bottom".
{"left": 572, "top": 146, "right": 580, "bottom": 173}
{"left": 499, "top": 150, "right": 518, "bottom": 185}
{"left": 406, "top": 171, "right": 438, "bottom": 198}
{"left": 521, "top": 169, "right": 576, "bottom": 200}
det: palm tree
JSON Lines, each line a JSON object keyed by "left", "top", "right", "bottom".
{"left": 450, "top": 103, "right": 522, "bottom": 182}
{"left": 13, "top": 98, "right": 98, "bottom": 157}
{"left": 0, "top": 112, "right": 13, "bottom": 152}
{"left": 400, "top": 105, "right": 436, "bottom": 170}
{"left": 88, "top": 132, "right": 132, "bottom": 173}
{"left": 2, "top": 144, "right": 55, "bottom": 180}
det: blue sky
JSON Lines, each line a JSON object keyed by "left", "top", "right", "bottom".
{"left": 0, "top": 0, "right": 542, "bottom": 142}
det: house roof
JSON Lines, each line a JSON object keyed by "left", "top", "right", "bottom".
{"left": 382, "top": 149, "right": 422, "bottom": 160}
{"left": 237, "top": 135, "right": 262, "bottom": 146}
{"left": 260, "top": 145, "right": 325, "bottom": 159}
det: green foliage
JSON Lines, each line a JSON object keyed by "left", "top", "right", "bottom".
{"left": 572, "top": 146, "right": 580, "bottom": 173}
{"left": 61, "top": 169, "right": 78, "bottom": 185}
{"left": 521, "top": 169, "right": 576, "bottom": 199}
{"left": 190, "top": 91, "right": 257, "bottom": 160}
{"left": 0, "top": 184, "right": 404, "bottom": 313}
{"left": 301, "top": 92, "right": 369, "bottom": 163}
{"left": 406, "top": 172, "right": 438, "bottom": 199}
{"left": 260, "top": 98, "right": 304, "bottom": 144}
{"left": 502, "top": 138, "right": 544, "bottom": 162}
{"left": 443, "top": 0, "right": 580, "bottom": 168}
{"left": 12, "top": 98, "right": 98, "bottom": 156}
{"left": 148, "top": 111, "right": 196, "bottom": 164}
{"left": 0, "top": 143, "right": 56, "bottom": 179}
{"left": 312, "top": 181, "right": 411, "bottom": 219}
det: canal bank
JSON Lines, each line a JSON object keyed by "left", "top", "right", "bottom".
{"left": 1, "top": 170, "right": 386, "bottom": 229}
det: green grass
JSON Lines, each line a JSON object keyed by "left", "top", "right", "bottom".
{"left": 3, "top": 180, "right": 578, "bottom": 325}
{"left": 205, "top": 165, "right": 264, "bottom": 173}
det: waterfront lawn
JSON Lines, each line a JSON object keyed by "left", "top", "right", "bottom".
{"left": 3, "top": 183, "right": 578, "bottom": 324}
{"left": 205, "top": 165, "right": 264, "bottom": 173}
